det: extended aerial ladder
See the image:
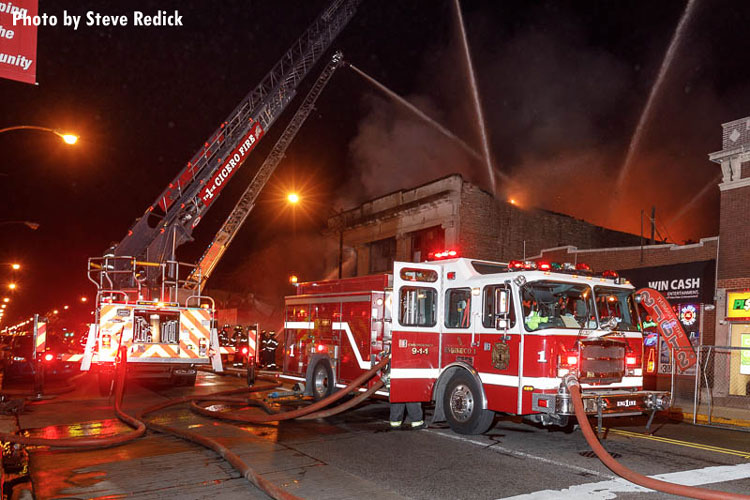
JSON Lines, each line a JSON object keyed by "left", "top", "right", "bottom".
{"left": 82, "top": 0, "right": 360, "bottom": 383}
{"left": 109, "top": 0, "right": 360, "bottom": 288}
{"left": 186, "top": 52, "right": 346, "bottom": 290}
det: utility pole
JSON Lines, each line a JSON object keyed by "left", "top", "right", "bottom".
{"left": 650, "top": 206, "right": 656, "bottom": 246}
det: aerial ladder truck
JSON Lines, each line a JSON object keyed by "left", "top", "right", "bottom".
{"left": 83, "top": 0, "right": 359, "bottom": 394}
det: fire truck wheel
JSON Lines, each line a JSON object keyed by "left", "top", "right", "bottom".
{"left": 443, "top": 371, "right": 495, "bottom": 435}
{"left": 310, "top": 360, "right": 334, "bottom": 401}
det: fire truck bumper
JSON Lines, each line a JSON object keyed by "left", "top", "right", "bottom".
{"left": 532, "top": 390, "right": 671, "bottom": 417}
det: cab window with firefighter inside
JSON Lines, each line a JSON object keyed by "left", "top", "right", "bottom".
{"left": 445, "top": 288, "right": 472, "bottom": 328}
{"left": 133, "top": 310, "right": 180, "bottom": 344}
{"left": 399, "top": 286, "right": 437, "bottom": 327}
{"left": 521, "top": 281, "right": 595, "bottom": 331}
{"left": 593, "top": 286, "right": 640, "bottom": 332}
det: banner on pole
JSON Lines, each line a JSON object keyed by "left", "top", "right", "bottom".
{"left": 0, "top": 0, "right": 38, "bottom": 84}
{"left": 637, "top": 288, "right": 697, "bottom": 373}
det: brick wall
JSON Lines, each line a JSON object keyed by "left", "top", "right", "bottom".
{"left": 458, "top": 182, "right": 644, "bottom": 262}
{"left": 718, "top": 186, "right": 750, "bottom": 281}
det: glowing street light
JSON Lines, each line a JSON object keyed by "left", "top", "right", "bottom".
{"left": 63, "top": 305, "right": 69, "bottom": 310}
{"left": 8, "top": 283, "right": 16, "bottom": 290}
{"left": 287, "top": 192, "right": 300, "bottom": 204}
{"left": 11, "top": 263, "right": 20, "bottom": 270}
{"left": 0, "top": 125, "right": 79, "bottom": 145}
{"left": 2, "top": 298, "right": 8, "bottom": 303}
{"left": 80, "top": 296, "right": 88, "bottom": 303}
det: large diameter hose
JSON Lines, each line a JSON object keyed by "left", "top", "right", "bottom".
{"left": 191, "top": 357, "right": 389, "bottom": 424}
{"left": 0, "top": 349, "right": 146, "bottom": 448}
{"left": 566, "top": 376, "right": 750, "bottom": 500}
{"left": 138, "top": 382, "right": 298, "bottom": 500}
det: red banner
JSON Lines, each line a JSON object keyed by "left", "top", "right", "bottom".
{"left": 199, "top": 121, "right": 264, "bottom": 207}
{"left": 636, "top": 288, "right": 697, "bottom": 373}
{"left": 0, "top": 0, "right": 38, "bottom": 84}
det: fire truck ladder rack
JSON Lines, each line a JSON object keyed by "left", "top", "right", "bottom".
{"left": 186, "top": 52, "right": 346, "bottom": 291}
{"left": 87, "top": 255, "right": 208, "bottom": 305}
{"left": 113, "top": 0, "right": 361, "bottom": 269}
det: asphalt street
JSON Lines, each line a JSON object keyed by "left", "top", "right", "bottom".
{"left": 4, "top": 371, "right": 749, "bottom": 499}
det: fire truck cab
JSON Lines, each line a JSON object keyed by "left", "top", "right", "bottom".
{"left": 283, "top": 257, "right": 670, "bottom": 434}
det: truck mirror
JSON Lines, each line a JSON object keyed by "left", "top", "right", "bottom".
{"left": 494, "top": 288, "right": 509, "bottom": 316}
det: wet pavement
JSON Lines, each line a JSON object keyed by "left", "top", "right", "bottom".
{"left": 2, "top": 371, "right": 750, "bottom": 499}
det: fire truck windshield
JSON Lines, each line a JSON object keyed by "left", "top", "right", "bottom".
{"left": 593, "top": 286, "right": 640, "bottom": 332}
{"left": 520, "top": 281, "right": 595, "bottom": 331}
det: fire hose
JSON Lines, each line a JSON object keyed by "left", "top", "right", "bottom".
{"left": 565, "top": 375, "right": 750, "bottom": 500}
{"left": 138, "top": 356, "right": 389, "bottom": 500}
{"left": 190, "top": 357, "right": 389, "bottom": 424}
{"left": 0, "top": 348, "right": 146, "bottom": 448}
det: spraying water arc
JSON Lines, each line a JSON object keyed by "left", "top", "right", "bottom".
{"left": 615, "top": 0, "right": 699, "bottom": 191}
{"left": 453, "top": 0, "right": 499, "bottom": 194}
{"left": 347, "top": 63, "right": 483, "bottom": 163}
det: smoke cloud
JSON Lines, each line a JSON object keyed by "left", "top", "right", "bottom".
{"left": 345, "top": 3, "right": 724, "bottom": 243}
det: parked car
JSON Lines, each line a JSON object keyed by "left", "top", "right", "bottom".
{"left": 1, "top": 335, "right": 77, "bottom": 381}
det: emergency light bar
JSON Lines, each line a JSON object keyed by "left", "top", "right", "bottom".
{"left": 504, "top": 259, "right": 622, "bottom": 281}
{"left": 428, "top": 250, "right": 458, "bottom": 260}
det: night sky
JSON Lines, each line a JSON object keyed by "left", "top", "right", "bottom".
{"left": 2, "top": 0, "right": 750, "bottom": 328}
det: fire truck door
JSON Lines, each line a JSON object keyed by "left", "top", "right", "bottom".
{"left": 390, "top": 262, "right": 443, "bottom": 402}
{"left": 476, "top": 283, "right": 523, "bottom": 415}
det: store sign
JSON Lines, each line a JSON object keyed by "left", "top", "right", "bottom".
{"left": 727, "top": 291, "right": 750, "bottom": 320}
{"left": 620, "top": 260, "right": 715, "bottom": 304}
{"left": 741, "top": 334, "right": 750, "bottom": 375}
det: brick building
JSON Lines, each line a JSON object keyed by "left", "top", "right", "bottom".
{"left": 328, "top": 174, "right": 644, "bottom": 277}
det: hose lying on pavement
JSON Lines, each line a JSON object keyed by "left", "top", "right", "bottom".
{"left": 566, "top": 375, "right": 750, "bottom": 500}
{"left": 140, "top": 357, "right": 388, "bottom": 500}
{"left": 137, "top": 381, "right": 299, "bottom": 500}
{"left": 191, "top": 357, "right": 389, "bottom": 424}
{"left": 0, "top": 350, "right": 146, "bottom": 448}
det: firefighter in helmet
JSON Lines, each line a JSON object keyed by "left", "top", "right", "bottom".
{"left": 260, "top": 330, "right": 278, "bottom": 369}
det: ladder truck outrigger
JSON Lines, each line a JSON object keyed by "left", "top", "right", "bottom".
{"left": 82, "top": 0, "right": 360, "bottom": 395}
{"left": 282, "top": 256, "right": 672, "bottom": 434}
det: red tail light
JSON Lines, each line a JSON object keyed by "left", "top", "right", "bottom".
{"left": 537, "top": 261, "right": 551, "bottom": 271}
{"left": 508, "top": 260, "right": 524, "bottom": 270}
{"left": 576, "top": 263, "right": 592, "bottom": 271}
{"left": 316, "top": 344, "right": 328, "bottom": 353}
{"left": 602, "top": 270, "right": 619, "bottom": 279}
{"left": 44, "top": 353, "right": 54, "bottom": 362}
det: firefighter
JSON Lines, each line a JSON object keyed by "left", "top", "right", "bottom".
{"left": 260, "top": 330, "right": 278, "bottom": 369}
{"left": 389, "top": 401, "right": 426, "bottom": 430}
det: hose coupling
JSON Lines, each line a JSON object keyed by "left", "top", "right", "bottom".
{"left": 563, "top": 373, "right": 580, "bottom": 389}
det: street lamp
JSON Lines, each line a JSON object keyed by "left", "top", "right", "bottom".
{"left": 0, "top": 125, "right": 78, "bottom": 145}
{"left": 8, "top": 283, "right": 16, "bottom": 290}
{"left": 287, "top": 192, "right": 300, "bottom": 204}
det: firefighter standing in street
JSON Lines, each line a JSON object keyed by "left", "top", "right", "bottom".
{"left": 260, "top": 330, "right": 278, "bottom": 369}
{"left": 389, "top": 401, "right": 427, "bottom": 430}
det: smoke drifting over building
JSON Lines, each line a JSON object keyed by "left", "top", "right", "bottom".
{"left": 344, "top": 2, "right": 729, "bottom": 244}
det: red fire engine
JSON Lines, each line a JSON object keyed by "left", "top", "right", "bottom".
{"left": 282, "top": 257, "right": 671, "bottom": 434}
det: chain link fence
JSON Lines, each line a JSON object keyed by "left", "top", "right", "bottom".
{"left": 668, "top": 346, "right": 750, "bottom": 430}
